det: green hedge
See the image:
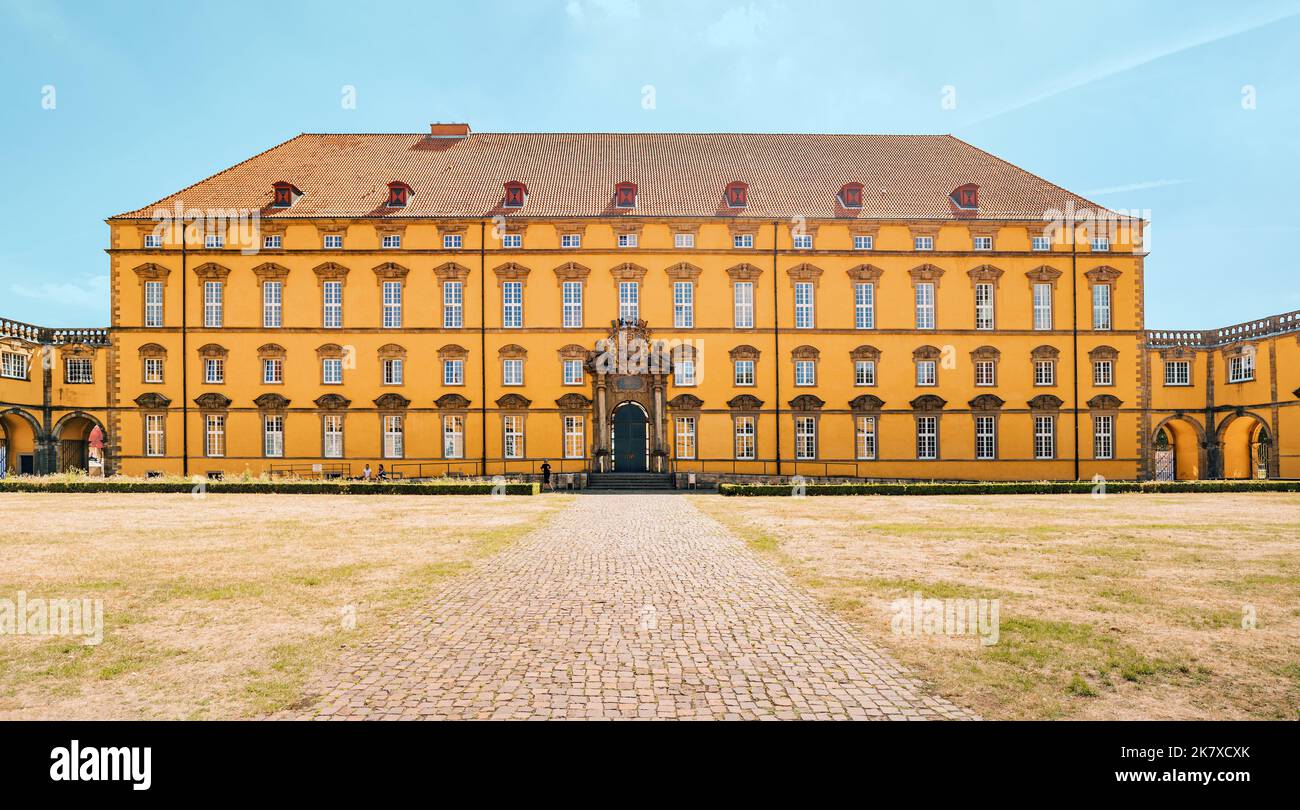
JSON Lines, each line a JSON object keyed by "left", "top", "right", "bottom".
{"left": 719, "top": 480, "right": 1300, "bottom": 497}
{"left": 0, "top": 479, "right": 540, "bottom": 496}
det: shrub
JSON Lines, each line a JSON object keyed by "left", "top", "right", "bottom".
{"left": 0, "top": 479, "right": 541, "bottom": 496}
{"left": 718, "top": 480, "right": 1300, "bottom": 496}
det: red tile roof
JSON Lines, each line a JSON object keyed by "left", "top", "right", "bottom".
{"left": 113, "top": 131, "right": 1116, "bottom": 221}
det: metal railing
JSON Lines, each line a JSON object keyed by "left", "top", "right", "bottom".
{"left": 1146, "top": 309, "right": 1300, "bottom": 348}
{"left": 268, "top": 462, "right": 352, "bottom": 480}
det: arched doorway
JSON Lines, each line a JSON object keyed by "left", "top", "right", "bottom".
{"left": 0, "top": 408, "right": 42, "bottom": 476}
{"left": 611, "top": 402, "right": 648, "bottom": 472}
{"left": 53, "top": 412, "right": 106, "bottom": 473}
{"left": 1219, "top": 413, "right": 1271, "bottom": 480}
{"left": 1152, "top": 416, "right": 1204, "bottom": 480}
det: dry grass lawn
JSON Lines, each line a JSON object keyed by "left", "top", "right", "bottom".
{"left": 695, "top": 492, "right": 1300, "bottom": 720}
{"left": 0, "top": 493, "right": 567, "bottom": 719}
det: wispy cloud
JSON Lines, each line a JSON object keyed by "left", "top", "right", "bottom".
{"left": 1081, "top": 179, "right": 1192, "bottom": 196}
{"left": 706, "top": 3, "right": 770, "bottom": 49}
{"left": 9, "top": 274, "right": 109, "bottom": 314}
{"left": 565, "top": 0, "right": 641, "bottom": 24}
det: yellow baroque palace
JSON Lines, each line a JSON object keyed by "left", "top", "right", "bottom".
{"left": 1, "top": 126, "right": 1296, "bottom": 482}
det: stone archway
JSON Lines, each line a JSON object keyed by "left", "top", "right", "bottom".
{"left": 1151, "top": 414, "right": 1206, "bottom": 481}
{"left": 1217, "top": 411, "right": 1273, "bottom": 479}
{"left": 52, "top": 411, "right": 108, "bottom": 474}
{"left": 0, "top": 407, "right": 43, "bottom": 476}
{"left": 611, "top": 401, "right": 649, "bottom": 472}
{"left": 589, "top": 319, "right": 673, "bottom": 473}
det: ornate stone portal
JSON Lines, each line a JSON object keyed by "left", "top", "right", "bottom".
{"left": 587, "top": 319, "right": 675, "bottom": 472}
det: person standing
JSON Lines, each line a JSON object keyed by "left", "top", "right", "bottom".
{"left": 540, "top": 459, "right": 552, "bottom": 491}
{"left": 362, "top": 463, "right": 372, "bottom": 481}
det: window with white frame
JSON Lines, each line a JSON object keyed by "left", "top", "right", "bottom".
{"left": 673, "top": 281, "right": 694, "bottom": 328}
{"left": 443, "top": 359, "right": 464, "bottom": 386}
{"left": 561, "top": 234, "right": 582, "bottom": 249}
{"left": 617, "top": 233, "right": 638, "bottom": 248}
{"left": 674, "top": 233, "right": 695, "bottom": 249}
{"left": 144, "top": 357, "right": 164, "bottom": 383}
{"left": 855, "top": 359, "right": 876, "bottom": 386}
{"left": 145, "top": 413, "right": 166, "bottom": 457}
{"left": 204, "top": 281, "right": 223, "bottom": 328}
{"left": 855, "top": 416, "right": 877, "bottom": 460}
{"left": 795, "top": 359, "right": 816, "bottom": 386}
{"left": 1164, "top": 360, "right": 1191, "bottom": 386}
{"left": 64, "top": 358, "right": 93, "bottom": 384}
{"left": 853, "top": 235, "right": 874, "bottom": 250}
{"left": 0, "top": 352, "right": 26, "bottom": 379}
{"left": 734, "top": 359, "right": 755, "bottom": 386}
{"left": 1034, "top": 359, "right": 1055, "bottom": 386}
{"left": 1093, "top": 359, "right": 1113, "bottom": 386}
{"left": 322, "top": 357, "right": 343, "bottom": 385}
{"left": 914, "top": 236, "right": 934, "bottom": 251}
{"left": 442, "top": 281, "right": 463, "bottom": 329}
{"left": 916, "top": 416, "right": 938, "bottom": 459}
{"left": 675, "top": 416, "right": 696, "bottom": 459}
{"left": 733, "top": 233, "right": 754, "bottom": 249}
{"left": 263, "top": 234, "right": 281, "bottom": 249}
{"left": 792, "top": 234, "right": 813, "bottom": 250}
{"left": 1034, "top": 415, "right": 1055, "bottom": 459}
{"left": 733, "top": 282, "right": 754, "bottom": 329}
{"left": 563, "top": 359, "right": 583, "bottom": 385}
{"left": 1227, "top": 353, "right": 1254, "bottom": 383}
{"left": 973, "top": 236, "right": 993, "bottom": 251}
{"left": 915, "top": 282, "right": 935, "bottom": 329}
{"left": 205, "top": 234, "right": 224, "bottom": 249}
{"left": 563, "top": 415, "right": 585, "bottom": 459}
{"left": 1032, "top": 235, "right": 1051, "bottom": 251}
{"left": 144, "top": 281, "right": 164, "bottom": 327}
{"left": 263, "top": 414, "right": 284, "bottom": 458}
{"left": 854, "top": 282, "right": 875, "bottom": 329}
{"left": 975, "top": 415, "right": 996, "bottom": 460}
{"left": 1091, "top": 237, "right": 1110, "bottom": 252}
{"left": 1032, "top": 283, "right": 1053, "bottom": 330}
{"left": 1093, "top": 284, "right": 1112, "bottom": 331}
{"left": 443, "top": 414, "right": 463, "bottom": 458}
{"left": 975, "top": 360, "right": 996, "bottom": 386}
{"left": 1093, "top": 414, "right": 1114, "bottom": 459}
{"left": 263, "top": 358, "right": 283, "bottom": 384}
{"left": 795, "top": 416, "right": 816, "bottom": 460}
{"left": 794, "top": 282, "right": 815, "bottom": 329}
{"left": 734, "top": 416, "right": 756, "bottom": 460}
{"left": 382, "top": 281, "right": 402, "bottom": 328}
{"left": 323, "top": 234, "right": 343, "bottom": 249}
{"left": 323, "top": 281, "right": 342, "bottom": 329}
{"left": 562, "top": 281, "right": 583, "bottom": 328}
{"left": 618, "top": 282, "right": 639, "bottom": 321}
{"left": 503, "top": 358, "right": 523, "bottom": 386}
{"left": 916, "top": 359, "right": 937, "bottom": 386}
{"left": 443, "top": 234, "right": 462, "bottom": 250}
{"left": 502, "top": 281, "right": 523, "bottom": 328}
{"left": 503, "top": 415, "right": 524, "bottom": 459}
{"left": 384, "top": 414, "right": 404, "bottom": 458}
{"left": 263, "top": 281, "right": 282, "bottom": 328}
{"left": 144, "top": 233, "right": 163, "bottom": 248}
{"left": 674, "top": 357, "right": 696, "bottom": 386}
{"left": 323, "top": 414, "right": 343, "bottom": 458}
{"left": 974, "top": 283, "right": 994, "bottom": 330}
{"left": 501, "top": 234, "right": 522, "bottom": 249}
{"left": 383, "top": 358, "right": 403, "bottom": 386}
{"left": 382, "top": 234, "right": 402, "bottom": 249}
{"left": 204, "top": 358, "right": 224, "bottom": 384}
{"left": 204, "top": 414, "right": 223, "bottom": 457}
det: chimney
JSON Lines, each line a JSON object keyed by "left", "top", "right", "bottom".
{"left": 429, "top": 123, "right": 470, "bottom": 138}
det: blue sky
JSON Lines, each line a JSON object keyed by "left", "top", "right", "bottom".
{"left": 1, "top": 0, "right": 1297, "bottom": 328}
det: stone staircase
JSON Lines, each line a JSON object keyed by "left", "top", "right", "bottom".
{"left": 584, "top": 472, "right": 676, "bottom": 492}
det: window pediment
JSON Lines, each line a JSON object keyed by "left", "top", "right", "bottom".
{"left": 849, "top": 394, "right": 885, "bottom": 413}
{"left": 314, "top": 394, "right": 351, "bottom": 410}
{"left": 908, "top": 263, "right": 945, "bottom": 286}
{"left": 729, "top": 344, "right": 761, "bottom": 361}
{"left": 968, "top": 394, "right": 1005, "bottom": 411}
{"left": 1028, "top": 394, "right": 1064, "bottom": 411}
{"left": 254, "top": 393, "right": 291, "bottom": 411}
{"left": 1031, "top": 345, "right": 1060, "bottom": 361}
{"left": 727, "top": 394, "right": 764, "bottom": 411}
{"left": 374, "top": 393, "right": 412, "bottom": 410}
{"left": 192, "top": 392, "right": 229, "bottom": 410}
{"left": 438, "top": 344, "right": 469, "bottom": 360}
{"left": 434, "top": 393, "right": 470, "bottom": 410}
{"left": 134, "top": 392, "right": 173, "bottom": 409}
{"left": 910, "top": 394, "right": 947, "bottom": 411}
{"left": 496, "top": 393, "right": 532, "bottom": 410}
{"left": 846, "top": 264, "right": 884, "bottom": 284}
{"left": 667, "top": 394, "right": 704, "bottom": 411}
{"left": 1087, "top": 394, "right": 1123, "bottom": 410}
{"left": 788, "top": 394, "right": 825, "bottom": 411}
{"left": 555, "top": 393, "right": 593, "bottom": 410}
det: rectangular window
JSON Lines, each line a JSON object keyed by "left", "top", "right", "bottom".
{"left": 853, "top": 235, "right": 874, "bottom": 250}
{"left": 143, "top": 357, "right": 164, "bottom": 383}
{"left": 323, "top": 414, "right": 343, "bottom": 459}
{"left": 1094, "top": 415, "right": 1114, "bottom": 460}
{"left": 973, "top": 236, "right": 993, "bottom": 251}
{"left": 503, "top": 415, "right": 524, "bottom": 459}
{"left": 1164, "top": 360, "right": 1191, "bottom": 386}
{"left": 975, "top": 415, "right": 996, "bottom": 460}
{"left": 619, "top": 282, "right": 639, "bottom": 321}
{"left": 734, "top": 359, "right": 755, "bottom": 386}
{"left": 734, "top": 416, "right": 756, "bottom": 460}
{"left": 1034, "top": 360, "right": 1055, "bottom": 386}
{"left": 204, "top": 234, "right": 224, "bottom": 249}
{"left": 563, "top": 359, "right": 583, "bottom": 385}
{"left": 1228, "top": 354, "right": 1254, "bottom": 383}
{"left": 442, "top": 415, "right": 463, "bottom": 459}
{"left": 382, "top": 281, "right": 402, "bottom": 328}
{"left": 263, "top": 281, "right": 282, "bottom": 328}
{"left": 145, "top": 413, "right": 165, "bottom": 457}
{"left": 382, "top": 234, "right": 402, "bottom": 249}
{"left": 440, "top": 281, "right": 462, "bottom": 329}
{"left": 794, "top": 282, "right": 815, "bottom": 329}
{"left": 443, "top": 359, "right": 464, "bottom": 386}
{"left": 916, "top": 416, "right": 938, "bottom": 460}
{"left": 673, "top": 281, "right": 694, "bottom": 328}
{"left": 914, "top": 236, "right": 934, "bottom": 251}
{"left": 792, "top": 234, "right": 813, "bottom": 250}
{"left": 1093, "top": 284, "right": 1112, "bottom": 331}
{"left": 502, "top": 281, "right": 523, "bottom": 328}
{"left": 323, "top": 234, "right": 343, "bottom": 249}
{"left": 501, "top": 234, "right": 522, "bottom": 249}
{"left": 1033, "top": 283, "right": 1053, "bottom": 330}
{"left": 1032, "top": 236, "right": 1051, "bottom": 251}
{"left": 204, "top": 281, "right": 223, "bottom": 328}
{"left": 733, "top": 282, "right": 754, "bottom": 329}
{"left": 263, "top": 415, "right": 284, "bottom": 458}
{"left": 675, "top": 416, "right": 696, "bottom": 459}
{"left": 204, "top": 358, "right": 224, "bottom": 384}
{"left": 855, "top": 416, "right": 877, "bottom": 460}
{"left": 974, "top": 283, "right": 994, "bottom": 330}
{"left": 64, "top": 358, "right": 93, "bottom": 384}
{"left": 204, "top": 414, "right": 224, "bottom": 457}
{"left": 795, "top": 359, "right": 816, "bottom": 386}
{"left": 617, "top": 233, "right": 638, "bottom": 248}
{"left": 915, "top": 282, "right": 935, "bottom": 329}
{"left": 323, "top": 281, "right": 342, "bottom": 329}
{"left": 144, "top": 281, "right": 164, "bottom": 327}
{"left": 263, "top": 234, "right": 282, "bottom": 249}
{"left": 795, "top": 416, "right": 817, "bottom": 460}
{"left": 503, "top": 358, "right": 523, "bottom": 386}
{"left": 0, "top": 352, "right": 26, "bottom": 379}
{"left": 1091, "top": 237, "right": 1110, "bottom": 252}
{"left": 975, "top": 360, "right": 996, "bottom": 386}
{"left": 674, "top": 233, "right": 695, "bottom": 249}
{"left": 916, "top": 360, "right": 936, "bottom": 386}
{"left": 674, "top": 359, "right": 696, "bottom": 387}
{"left": 562, "top": 281, "right": 583, "bottom": 328}
{"left": 384, "top": 414, "right": 404, "bottom": 459}
{"left": 144, "top": 233, "right": 163, "bottom": 248}
{"left": 563, "top": 415, "right": 585, "bottom": 459}
{"left": 733, "top": 234, "right": 754, "bottom": 249}
{"left": 1034, "top": 415, "right": 1055, "bottom": 459}
{"left": 1093, "top": 360, "right": 1113, "bottom": 386}
{"left": 383, "top": 358, "right": 404, "bottom": 386}
{"left": 322, "top": 357, "right": 343, "bottom": 385}
{"left": 854, "top": 282, "right": 875, "bottom": 329}
{"left": 561, "top": 234, "right": 582, "bottom": 249}
{"left": 443, "top": 234, "right": 462, "bottom": 250}
{"left": 855, "top": 360, "right": 876, "bottom": 386}
{"left": 263, "top": 358, "right": 283, "bottom": 384}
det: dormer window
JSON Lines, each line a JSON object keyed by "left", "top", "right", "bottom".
{"left": 838, "top": 182, "right": 864, "bottom": 209}
{"left": 271, "top": 181, "right": 301, "bottom": 208}
{"left": 950, "top": 183, "right": 979, "bottom": 210}
{"left": 503, "top": 181, "right": 528, "bottom": 208}
{"left": 614, "top": 181, "right": 638, "bottom": 209}
{"left": 725, "top": 181, "right": 748, "bottom": 208}
{"left": 385, "top": 182, "right": 413, "bottom": 208}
